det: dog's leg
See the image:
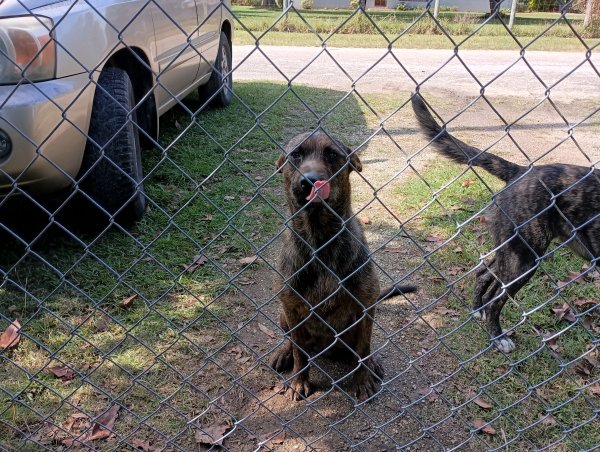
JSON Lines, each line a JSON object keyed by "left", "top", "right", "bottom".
{"left": 287, "top": 323, "right": 313, "bottom": 401}
{"left": 473, "top": 258, "right": 497, "bottom": 321}
{"left": 485, "top": 248, "right": 539, "bottom": 353}
{"left": 269, "top": 311, "right": 294, "bottom": 372}
{"left": 349, "top": 313, "right": 384, "bottom": 401}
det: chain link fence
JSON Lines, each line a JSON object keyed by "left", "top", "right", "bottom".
{"left": 0, "top": 0, "right": 599, "bottom": 450}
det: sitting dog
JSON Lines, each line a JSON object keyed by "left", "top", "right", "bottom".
{"left": 270, "top": 131, "right": 416, "bottom": 400}
{"left": 412, "top": 94, "right": 599, "bottom": 352}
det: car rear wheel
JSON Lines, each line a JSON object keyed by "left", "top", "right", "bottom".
{"left": 78, "top": 67, "right": 146, "bottom": 225}
{"left": 198, "top": 32, "right": 233, "bottom": 107}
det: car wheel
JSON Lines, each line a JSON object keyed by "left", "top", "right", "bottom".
{"left": 198, "top": 31, "right": 233, "bottom": 107}
{"left": 78, "top": 67, "right": 146, "bottom": 225}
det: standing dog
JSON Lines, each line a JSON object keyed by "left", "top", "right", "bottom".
{"left": 271, "top": 131, "right": 416, "bottom": 400}
{"left": 412, "top": 95, "right": 600, "bottom": 352}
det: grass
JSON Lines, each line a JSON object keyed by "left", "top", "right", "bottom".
{"left": 231, "top": 6, "right": 599, "bottom": 51}
{"left": 0, "top": 81, "right": 371, "bottom": 449}
{"left": 392, "top": 160, "right": 600, "bottom": 450}
{"left": 0, "top": 84, "right": 598, "bottom": 449}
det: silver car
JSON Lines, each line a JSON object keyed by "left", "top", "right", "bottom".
{"left": 0, "top": 0, "right": 233, "bottom": 223}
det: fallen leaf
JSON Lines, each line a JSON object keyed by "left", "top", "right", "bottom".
{"left": 259, "top": 429, "right": 285, "bottom": 448}
{"left": 574, "top": 299, "right": 597, "bottom": 308}
{"left": 552, "top": 303, "right": 576, "bottom": 323}
{"left": 8, "top": 305, "right": 17, "bottom": 313}
{"left": 243, "top": 159, "right": 254, "bottom": 164}
{"left": 258, "top": 323, "right": 277, "bottom": 339}
{"left": 425, "top": 234, "right": 444, "bottom": 243}
{"left": 239, "top": 255, "right": 258, "bottom": 267}
{"left": 0, "top": 320, "right": 21, "bottom": 350}
{"left": 473, "top": 397, "right": 492, "bottom": 410}
{"left": 224, "top": 196, "right": 235, "bottom": 201}
{"left": 183, "top": 254, "right": 208, "bottom": 273}
{"left": 255, "top": 175, "right": 264, "bottom": 181}
{"left": 359, "top": 216, "right": 371, "bottom": 225}
{"left": 473, "top": 419, "right": 496, "bottom": 435}
{"left": 94, "top": 316, "right": 109, "bottom": 332}
{"left": 132, "top": 437, "right": 152, "bottom": 451}
{"left": 383, "top": 246, "right": 404, "bottom": 253}
{"left": 453, "top": 246, "right": 463, "bottom": 253}
{"left": 546, "top": 336, "right": 560, "bottom": 352}
{"left": 121, "top": 294, "right": 137, "bottom": 308}
{"left": 87, "top": 405, "right": 120, "bottom": 441}
{"left": 574, "top": 362, "right": 591, "bottom": 377}
{"left": 48, "top": 366, "right": 76, "bottom": 383}
{"left": 446, "top": 266, "right": 464, "bottom": 276}
{"left": 589, "top": 383, "right": 600, "bottom": 395}
{"left": 195, "top": 420, "right": 231, "bottom": 446}
{"left": 202, "top": 213, "right": 213, "bottom": 221}
{"left": 461, "top": 179, "right": 476, "bottom": 188}
{"left": 540, "top": 414, "right": 557, "bottom": 426}
{"left": 237, "top": 277, "right": 255, "bottom": 286}
{"left": 174, "top": 120, "right": 182, "bottom": 130}
{"left": 435, "top": 307, "right": 459, "bottom": 316}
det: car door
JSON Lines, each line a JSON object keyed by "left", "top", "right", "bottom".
{"left": 195, "top": 0, "right": 223, "bottom": 80}
{"left": 151, "top": 0, "right": 201, "bottom": 113}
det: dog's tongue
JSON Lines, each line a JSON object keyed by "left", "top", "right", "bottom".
{"left": 306, "top": 180, "right": 330, "bottom": 202}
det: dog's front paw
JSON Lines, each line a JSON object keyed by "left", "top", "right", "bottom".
{"left": 351, "top": 359, "right": 384, "bottom": 401}
{"left": 288, "top": 376, "right": 312, "bottom": 401}
{"left": 269, "top": 344, "right": 293, "bottom": 372}
{"left": 494, "top": 337, "right": 515, "bottom": 353}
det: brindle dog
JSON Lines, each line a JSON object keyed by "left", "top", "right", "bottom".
{"left": 412, "top": 94, "right": 600, "bottom": 352}
{"left": 270, "top": 131, "right": 416, "bottom": 401}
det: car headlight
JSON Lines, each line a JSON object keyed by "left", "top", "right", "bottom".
{"left": 0, "top": 16, "right": 55, "bottom": 85}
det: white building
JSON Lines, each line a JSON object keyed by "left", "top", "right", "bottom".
{"left": 312, "top": 0, "right": 496, "bottom": 13}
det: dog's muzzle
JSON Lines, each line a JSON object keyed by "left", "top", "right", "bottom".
{"left": 300, "top": 172, "right": 330, "bottom": 203}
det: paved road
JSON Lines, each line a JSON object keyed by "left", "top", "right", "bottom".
{"left": 232, "top": 45, "right": 600, "bottom": 101}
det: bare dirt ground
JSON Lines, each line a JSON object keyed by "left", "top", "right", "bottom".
{"left": 188, "top": 47, "right": 600, "bottom": 450}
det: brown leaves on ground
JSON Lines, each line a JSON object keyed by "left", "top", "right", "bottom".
{"left": 258, "top": 323, "right": 277, "bottom": 340}
{"left": 539, "top": 414, "right": 557, "bottom": 426}
{"left": 48, "top": 365, "right": 76, "bottom": 383}
{"left": 473, "top": 397, "right": 492, "bottom": 410}
{"left": 238, "top": 255, "right": 258, "bottom": 267}
{"left": 461, "top": 179, "right": 476, "bottom": 188}
{"left": 87, "top": 405, "right": 120, "bottom": 441}
{"left": 121, "top": 294, "right": 137, "bottom": 308}
{"left": 0, "top": 319, "right": 21, "bottom": 350}
{"left": 183, "top": 254, "right": 208, "bottom": 273}
{"left": 416, "top": 386, "right": 439, "bottom": 402}
{"left": 259, "top": 429, "right": 286, "bottom": 448}
{"left": 195, "top": 420, "right": 232, "bottom": 446}
{"left": 473, "top": 419, "right": 496, "bottom": 435}
{"left": 551, "top": 303, "right": 576, "bottom": 323}
{"left": 589, "top": 383, "right": 600, "bottom": 395}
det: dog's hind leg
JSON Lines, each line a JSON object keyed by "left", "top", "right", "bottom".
{"left": 473, "top": 258, "right": 497, "bottom": 320}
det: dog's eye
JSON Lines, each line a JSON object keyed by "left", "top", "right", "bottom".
{"left": 325, "top": 149, "right": 340, "bottom": 163}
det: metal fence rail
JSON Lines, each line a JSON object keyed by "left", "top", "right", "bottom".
{"left": 0, "top": 0, "right": 599, "bottom": 450}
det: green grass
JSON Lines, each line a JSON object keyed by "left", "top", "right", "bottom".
{"left": 0, "top": 81, "right": 372, "bottom": 449}
{"left": 393, "top": 160, "right": 600, "bottom": 450}
{"left": 231, "top": 6, "right": 599, "bottom": 50}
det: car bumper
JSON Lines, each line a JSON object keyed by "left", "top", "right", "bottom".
{"left": 0, "top": 73, "right": 95, "bottom": 195}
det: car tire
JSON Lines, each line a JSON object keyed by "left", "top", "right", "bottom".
{"left": 198, "top": 32, "right": 233, "bottom": 107}
{"left": 78, "top": 67, "right": 146, "bottom": 225}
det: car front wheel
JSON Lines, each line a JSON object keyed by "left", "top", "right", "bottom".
{"left": 78, "top": 67, "right": 146, "bottom": 225}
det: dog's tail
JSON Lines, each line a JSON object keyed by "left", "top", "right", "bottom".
{"left": 377, "top": 284, "right": 417, "bottom": 302}
{"left": 411, "top": 94, "right": 524, "bottom": 183}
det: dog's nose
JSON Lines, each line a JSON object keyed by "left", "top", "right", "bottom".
{"left": 300, "top": 172, "right": 320, "bottom": 195}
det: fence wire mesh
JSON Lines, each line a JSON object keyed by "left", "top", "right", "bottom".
{"left": 0, "top": 0, "right": 599, "bottom": 450}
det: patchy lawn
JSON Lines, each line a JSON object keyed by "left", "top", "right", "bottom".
{"left": 0, "top": 83, "right": 598, "bottom": 450}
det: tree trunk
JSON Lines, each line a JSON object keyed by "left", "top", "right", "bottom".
{"left": 584, "top": 0, "right": 598, "bottom": 27}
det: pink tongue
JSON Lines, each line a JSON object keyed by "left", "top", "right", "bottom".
{"left": 306, "top": 180, "right": 330, "bottom": 202}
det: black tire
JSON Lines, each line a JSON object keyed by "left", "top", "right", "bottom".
{"left": 198, "top": 32, "right": 233, "bottom": 107}
{"left": 78, "top": 67, "right": 146, "bottom": 225}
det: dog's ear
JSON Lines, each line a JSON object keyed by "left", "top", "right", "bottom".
{"left": 275, "top": 154, "right": 285, "bottom": 172}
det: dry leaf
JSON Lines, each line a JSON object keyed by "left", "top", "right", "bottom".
{"left": 540, "top": 414, "right": 557, "bottom": 426}
{"left": 202, "top": 213, "right": 213, "bottom": 221}
{"left": 461, "top": 179, "right": 475, "bottom": 188}
{"left": 383, "top": 246, "right": 404, "bottom": 253}
{"left": 174, "top": 120, "right": 182, "bottom": 130}
{"left": 425, "top": 234, "right": 444, "bottom": 243}
{"left": 255, "top": 175, "right": 264, "bottom": 181}
{"left": 258, "top": 323, "right": 277, "bottom": 339}
{"left": 552, "top": 303, "right": 576, "bottom": 323}
{"left": 239, "top": 255, "right": 258, "bottom": 267}
{"left": 95, "top": 316, "right": 109, "bottom": 332}
{"left": 473, "top": 397, "right": 492, "bottom": 410}
{"left": 259, "top": 429, "right": 286, "bottom": 448}
{"left": 435, "top": 307, "right": 459, "bottom": 317}
{"left": 453, "top": 246, "right": 463, "bottom": 253}
{"left": 589, "top": 383, "right": 600, "bottom": 395}
{"left": 183, "top": 255, "right": 208, "bottom": 273}
{"left": 473, "top": 419, "right": 496, "bottom": 435}
{"left": 8, "top": 305, "right": 17, "bottom": 313}
{"left": 546, "top": 336, "right": 560, "bottom": 352}
{"left": 224, "top": 195, "right": 235, "bottom": 201}
{"left": 121, "top": 294, "right": 137, "bottom": 308}
{"left": 359, "top": 216, "right": 371, "bottom": 225}
{"left": 0, "top": 320, "right": 21, "bottom": 350}
{"left": 574, "top": 299, "right": 597, "bottom": 308}
{"left": 87, "top": 405, "right": 120, "bottom": 441}
{"left": 132, "top": 437, "right": 152, "bottom": 451}
{"left": 574, "top": 362, "right": 591, "bottom": 377}
{"left": 195, "top": 420, "right": 231, "bottom": 446}
{"left": 48, "top": 366, "right": 76, "bottom": 383}
{"left": 237, "top": 277, "right": 255, "bottom": 286}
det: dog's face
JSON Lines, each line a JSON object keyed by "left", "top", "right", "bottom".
{"left": 276, "top": 132, "right": 362, "bottom": 212}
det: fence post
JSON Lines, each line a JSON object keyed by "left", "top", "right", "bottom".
{"left": 433, "top": 0, "right": 441, "bottom": 18}
{"left": 508, "top": 0, "right": 517, "bottom": 29}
